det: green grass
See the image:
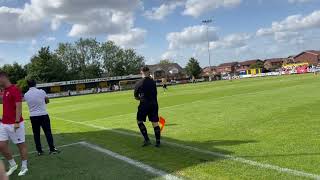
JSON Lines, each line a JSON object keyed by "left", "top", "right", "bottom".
{"left": 5, "top": 74, "right": 320, "bottom": 179}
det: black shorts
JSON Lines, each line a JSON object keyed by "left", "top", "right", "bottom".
{"left": 137, "top": 103, "right": 159, "bottom": 122}
{"left": 163, "top": 84, "right": 167, "bottom": 89}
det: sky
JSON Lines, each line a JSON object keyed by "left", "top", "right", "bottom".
{"left": 0, "top": 0, "right": 320, "bottom": 67}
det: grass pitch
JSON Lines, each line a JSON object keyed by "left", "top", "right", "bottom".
{"left": 5, "top": 74, "right": 320, "bottom": 179}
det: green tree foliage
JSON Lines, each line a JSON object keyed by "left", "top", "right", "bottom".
{"left": 16, "top": 79, "right": 29, "bottom": 93}
{"left": 249, "top": 61, "right": 265, "bottom": 69}
{"left": 159, "top": 59, "right": 173, "bottom": 64}
{"left": 56, "top": 39, "right": 144, "bottom": 79}
{"left": 56, "top": 38, "right": 102, "bottom": 79}
{"left": 27, "top": 47, "right": 68, "bottom": 83}
{"left": 185, "top": 57, "right": 202, "bottom": 78}
{"left": 101, "top": 41, "right": 145, "bottom": 76}
{"left": 55, "top": 42, "right": 79, "bottom": 79}
{"left": 1, "top": 38, "right": 145, "bottom": 84}
{"left": 0, "top": 62, "right": 27, "bottom": 84}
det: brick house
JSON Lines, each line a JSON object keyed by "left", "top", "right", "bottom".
{"left": 293, "top": 50, "right": 320, "bottom": 65}
{"left": 202, "top": 66, "right": 217, "bottom": 77}
{"left": 216, "top": 62, "right": 238, "bottom": 74}
{"left": 147, "top": 63, "right": 186, "bottom": 80}
{"left": 264, "top": 58, "right": 287, "bottom": 70}
{"left": 238, "top": 59, "right": 263, "bottom": 70}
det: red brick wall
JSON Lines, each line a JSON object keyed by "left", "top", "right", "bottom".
{"left": 294, "top": 53, "right": 319, "bottom": 65}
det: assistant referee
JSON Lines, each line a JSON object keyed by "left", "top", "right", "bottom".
{"left": 134, "top": 66, "right": 161, "bottom": 147}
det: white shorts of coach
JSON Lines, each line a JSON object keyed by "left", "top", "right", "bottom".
{"left": 0, "top": 122, "right": 25, "bottom": 144}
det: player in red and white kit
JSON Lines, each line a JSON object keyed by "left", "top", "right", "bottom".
{"left": 0, "top": 72, "right": 28, "bottom": 176}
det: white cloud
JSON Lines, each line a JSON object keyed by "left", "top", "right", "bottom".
{"left": 144, "top": 1, "right": 184, "bottom": 20}
{"left": 167, "top": 25, "right": 218, "bottom": 49}
{"left": 163, "top": 25, "right": 252, "bottom": 65}
{"left": 166, "top": 25, "right": 250, "bottom": 53}
{"left": 0, "top": 0, "right": 143, "bottom": 42}
{"left": 144, "top": 0, "right": 242, "bottom": 20}
{"left": 108, "top": 28, "right": 147, "bottom": 48}
{"left": 45, "top": 36, "right": 56, "bottom": 42}
{"left": 182, "top": 0, "right": 242, "bottom": 17}
{"left": 0, "top": 6, "right": 43, "bottom": 41}
{"left": 161, "top": 50, "right": 178, "bottom": 60}
{"left": 274, "top": 31, "right": 300, "bottom": 42}
{"left": 210, "top": 33, "right": 251, "bottom": 49}
{"left": 257, "top": 10, "right": 320, "bottom": 37}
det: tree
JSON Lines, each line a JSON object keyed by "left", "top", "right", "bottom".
{"left": 159, "top": 59, "right": 173, "bottom": 64}
{"left": 101, "top": 41, "right": 145, "bottom": 76}
{"left": 55, "top": 42, "right": 79, "bottom": 80}
{"left": 249, "top": 61, "right": 264, "bottom": 69}
{"left": 56, "top": 38, "right": 102, "bottom": 80}
{"left": 16, "top": 79, "right": 28, "bottom": 93}
{"left": 0, "top": 62, "right": 27, "bottom": 84}
{"left": 27, "top": 47, "right": 68, "bottom": 83}
{"left": 74, "top": 38, "right": 102, "bottom": 78}
{"left": 185, "top": 57, "right": 202, "bottom": 78}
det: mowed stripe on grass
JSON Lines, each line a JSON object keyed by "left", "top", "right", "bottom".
{"left": 51, "top": 115, "right": 320, "bottom": 179}
{"left": 17, "top": 74, "right": 320, "bottom": 179}
{"left": 9, "top": 142, "right": 180, "bottom": 180}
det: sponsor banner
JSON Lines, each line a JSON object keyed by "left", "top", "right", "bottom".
{"left": 37, "top": 75, "right": 142, "bottom": 88}
{"left": 240, "top": 72, "right": 281, "bottom": 79}
{"left": 47, "top": 88, "right": 111, "bottom": 98}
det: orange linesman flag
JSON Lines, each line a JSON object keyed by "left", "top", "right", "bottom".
{"left": 159, "top": 116, "right": 166, "bottom": 132}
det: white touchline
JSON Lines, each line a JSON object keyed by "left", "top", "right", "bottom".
{"left": 53, "top": 116, "right": 320, "bottom": 179}
{"left": 7, "top": 141, "right": 180, "bottom": 180}
{"left": 1, "top": 142, "right": 83, "bottom": 159}
{"left": 79, "top": 142, "right": 181, "bottom": 180}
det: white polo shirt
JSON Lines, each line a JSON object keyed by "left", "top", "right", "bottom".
{"left": 24, "top": 87, "right": 48, "bottom": 117}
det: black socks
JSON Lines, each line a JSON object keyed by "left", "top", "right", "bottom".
{"left": 138, "top": 123, "right": 161, "bottom": 146}
{"left": 138, "top": 123, "right": 150, "bottom": 142}
{"left": 154, "top": 126, "right": 161, "bottom": 144}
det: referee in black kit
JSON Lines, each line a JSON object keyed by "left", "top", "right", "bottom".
{"left": 134, "top": 66, "right": 161, "bottom": 147}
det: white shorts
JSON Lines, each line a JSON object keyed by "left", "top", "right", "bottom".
{"left": 0, "top": 122, "right": 25, "bottom": 144}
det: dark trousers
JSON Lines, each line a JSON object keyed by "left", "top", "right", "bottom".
{"left": 30, "top": 115, "right": 55, "bottom": 152}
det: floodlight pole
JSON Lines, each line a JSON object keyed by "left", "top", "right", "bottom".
{"left": 202, "top": 19, "right": 213, "bottom": 80}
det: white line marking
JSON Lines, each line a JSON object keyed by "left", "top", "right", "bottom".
{"left": 54, "top": 116, "right": 320, "bottom": 179}
{"left": 8, "top": 141, "right": 181, "bottom": 179}
{"left": 8, "top": 142, "right": 82, "bottom": 158}
{"left": 79, "top": 142, "right": 181, "bottom": 180}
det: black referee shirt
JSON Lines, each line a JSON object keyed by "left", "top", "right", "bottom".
{"left": 134, "top": 77, "right": 158, "bottom": 104}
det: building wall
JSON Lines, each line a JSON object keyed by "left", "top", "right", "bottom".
{"left": 217, "top": 66, "right": 234, "bottom": 74}
{"left": 239, "top": 65, "right": 250, "bottom": 70}
{"left": 294, "top": 53, "right": 319, "bottom": 65}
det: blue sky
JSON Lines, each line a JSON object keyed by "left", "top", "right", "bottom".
{"left": 0, "top": 0, "right": 320, "bottom": 67}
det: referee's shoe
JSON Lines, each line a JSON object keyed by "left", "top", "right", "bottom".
{"left": 49, "top": 148, "right": 61, "bottom": 155}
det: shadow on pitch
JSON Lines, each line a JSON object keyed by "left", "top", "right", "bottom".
{"left": 19, "top": 128, "right": 256, "bottom": 178}
{"left": 4, "top": 124, "right": 258, "bottom": 179}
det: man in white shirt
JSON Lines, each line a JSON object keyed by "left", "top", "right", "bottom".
{"left": 24, "top": 80, "right": 59, "bottom": 156}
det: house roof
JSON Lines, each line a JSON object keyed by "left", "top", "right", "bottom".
{"left": 218, "top": 62, "right": 238, "bottom": 67}
{"left": 294, "top": 50, "right": 320, "bottom": 58}
{"left": 307, "top": 50, "right": 320, "bottom": 55}
{"left": 264, "top": 58, "right": 287, "bottom": 63}
{"left": 238, "top": 59, "right": 261, "bottom": 66}
{"left": 147, "top": 63, "right": 184, "bottom": 74}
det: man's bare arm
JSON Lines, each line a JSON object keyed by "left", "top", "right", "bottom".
{"left": 16, "top": 102, "right": 22, "bottom": 123}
